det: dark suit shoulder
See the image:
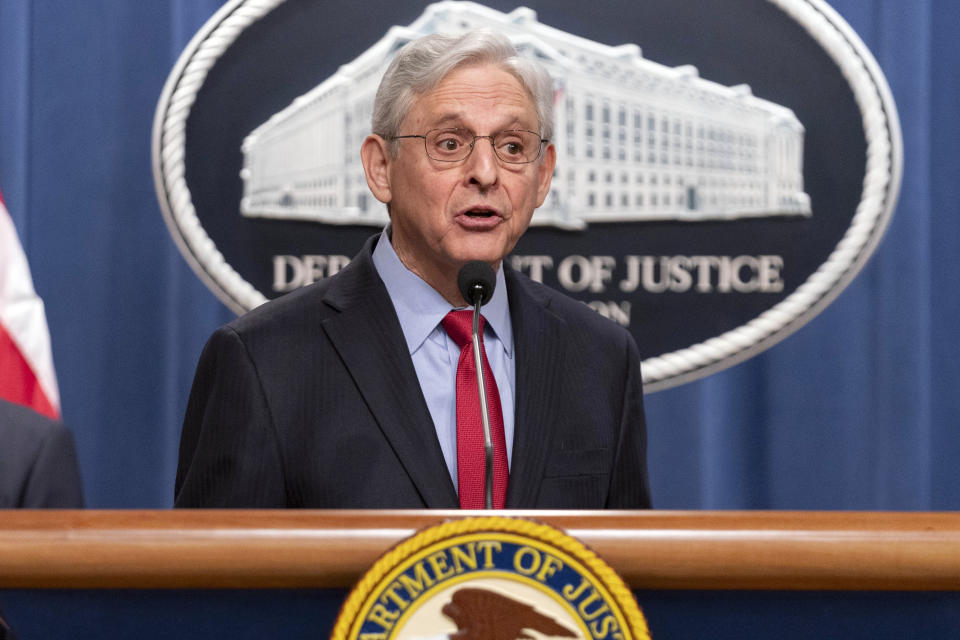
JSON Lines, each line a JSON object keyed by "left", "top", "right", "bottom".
{"left": 505, "top": 269, "right": 637, "bottom": 348}
{"left": 226, "top": 235, "right": 381, "bottom": 341}
{"left": 0, "top": 400, "right": 67, "bottom": 465}
{"left": 0, "top": 400, "right": 84, "bottom": 508}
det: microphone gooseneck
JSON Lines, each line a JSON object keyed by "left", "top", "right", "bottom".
{"left": 455, "top": 261, "right": 497, "bottom": 509}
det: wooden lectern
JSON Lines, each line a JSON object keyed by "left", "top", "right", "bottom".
{"left": 1, "top": 511, "right": 958, "bottom": 638}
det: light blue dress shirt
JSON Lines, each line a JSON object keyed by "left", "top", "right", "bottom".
{"left": 372, "top": 232, "right": 516, "bottom": 492}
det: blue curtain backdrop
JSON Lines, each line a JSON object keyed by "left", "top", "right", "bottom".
{"left": 0, "top": 0, "right": 956, "bottom": 509}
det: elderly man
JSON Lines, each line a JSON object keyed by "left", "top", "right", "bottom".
{"left": 175, "top": 30, "right": 650, "bottom": 509}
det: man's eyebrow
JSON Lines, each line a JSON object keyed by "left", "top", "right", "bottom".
{"left": 430, "top": 114, "right": 467, "bottom": 129}
{"left": 428, "top": 113, "right": 532, "bottom": 131}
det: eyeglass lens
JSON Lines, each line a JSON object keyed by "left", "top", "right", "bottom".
{"left": 425, "top": 128, "right": 542, "bottom": 163}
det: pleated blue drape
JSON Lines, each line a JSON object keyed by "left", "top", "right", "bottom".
{"left": 0, "top": 0, "right": 956, "bottom": 508}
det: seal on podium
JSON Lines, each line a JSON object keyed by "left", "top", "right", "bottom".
{"left": 332, "top": 516, "right": 651, "bottom": 640}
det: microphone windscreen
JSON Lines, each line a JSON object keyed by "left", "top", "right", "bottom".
{"left": 457, "top": 261, "right": 496, "bottom": 306}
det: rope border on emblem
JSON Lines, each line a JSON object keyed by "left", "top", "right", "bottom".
{"left": 152, "top": 0, "right": 282, "bottom": 313}
{"left": 331, "top": 516, "right": 652, "bottom": 640}
{"left": 151, "top": 0, "right": 902, "bottom": 391}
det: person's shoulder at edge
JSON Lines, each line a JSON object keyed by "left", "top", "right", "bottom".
{"left": 0, "top": 399, "right": 84, "bottom": 508}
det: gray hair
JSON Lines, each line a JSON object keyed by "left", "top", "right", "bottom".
{"left": 371, "top": 30, "right": 554, "bottom": 156}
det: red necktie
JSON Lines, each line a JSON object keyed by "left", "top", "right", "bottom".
{"left": 442, "top": 310, "right": 508, "bottom": 509}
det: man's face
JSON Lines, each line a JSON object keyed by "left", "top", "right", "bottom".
{"left": 364, "top": 63, "right": 555, "bottom": 290}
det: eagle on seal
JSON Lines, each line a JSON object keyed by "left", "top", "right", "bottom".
{"left": 438, "top": 586, "right": 579, "bottom": 640}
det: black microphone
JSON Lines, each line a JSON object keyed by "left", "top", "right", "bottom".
{"left": 456, "top": 261, "right": 496, "bottom": 509}
{"left": 457, "top": 260, "right": 495, "bottom": 306}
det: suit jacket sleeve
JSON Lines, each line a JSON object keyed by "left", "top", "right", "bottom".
{"left": 174, "top": 325, "right": 287, "bottom": 507}
{"left": 605, "top": 331, "right": 651, "bottom": 509}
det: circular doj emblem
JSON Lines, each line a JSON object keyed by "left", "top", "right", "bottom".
{"left": 331, "top": 517, "right": 651, "bottom": 640}
{"left": 152, "top": 0, "right": 902, "bottom": 391}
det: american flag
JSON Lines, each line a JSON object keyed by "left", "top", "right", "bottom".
{"left": 0, "top": 187, "right": 60, "bottom": 419}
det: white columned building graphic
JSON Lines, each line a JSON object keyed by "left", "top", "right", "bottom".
{"left": 239, "top": 1, "right": 811, "bottom": 229}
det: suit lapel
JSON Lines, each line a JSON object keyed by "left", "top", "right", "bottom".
{"left": 504, "top": 270, "right": 567, "bottom": 508}
{"left": 320, "top": 237, "right": 459, "bottom": 508}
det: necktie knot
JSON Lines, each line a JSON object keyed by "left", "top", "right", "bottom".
{"left": 442, "top": 310, "right": 485, "bottom": 349}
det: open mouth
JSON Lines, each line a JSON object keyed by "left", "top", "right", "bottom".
{"left": 464, "top": 209, "right": 496, "bottom": 218}
{"left": 457, "top": 207, "right": 502, "bottom": 229}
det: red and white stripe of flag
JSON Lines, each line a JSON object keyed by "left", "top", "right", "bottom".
{"left": 0, "top": 187, "right": 60, "bottom": 419}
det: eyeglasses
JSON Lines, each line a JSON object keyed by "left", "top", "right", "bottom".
{"left": 389, "top": 128, "right": 547, "bottom": 164}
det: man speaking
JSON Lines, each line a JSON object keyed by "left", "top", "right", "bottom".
{"left": 175, "top": 30, "right": 650, "bottom": 509}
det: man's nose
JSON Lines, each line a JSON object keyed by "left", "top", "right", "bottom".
{"left": 465, "top": 136, "right": 500, "bottom": 188}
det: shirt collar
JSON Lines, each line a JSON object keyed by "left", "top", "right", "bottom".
{"left": 372, "top": 229, "right": 513, "bottom": 357}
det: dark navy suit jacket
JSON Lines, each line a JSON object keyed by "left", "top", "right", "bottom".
{"left": 0, "top": 399, "right": 84, "bottom": 508}
{"left": 175, "top": 235, "right": 650, "bottom": 509}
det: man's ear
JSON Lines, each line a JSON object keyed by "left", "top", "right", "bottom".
{"left": 361, "top": 134, "right": 393, "bottom": 204}
{"left": 535, "top": 143, "right": 557, "bottom": 208}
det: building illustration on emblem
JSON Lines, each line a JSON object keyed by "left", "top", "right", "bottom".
{"left": 239, "top": 1, "right": 811, "bottom": 229}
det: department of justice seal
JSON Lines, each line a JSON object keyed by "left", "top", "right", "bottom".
{"left": 332, "top": 517, "right": 650, "bottom": 640}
